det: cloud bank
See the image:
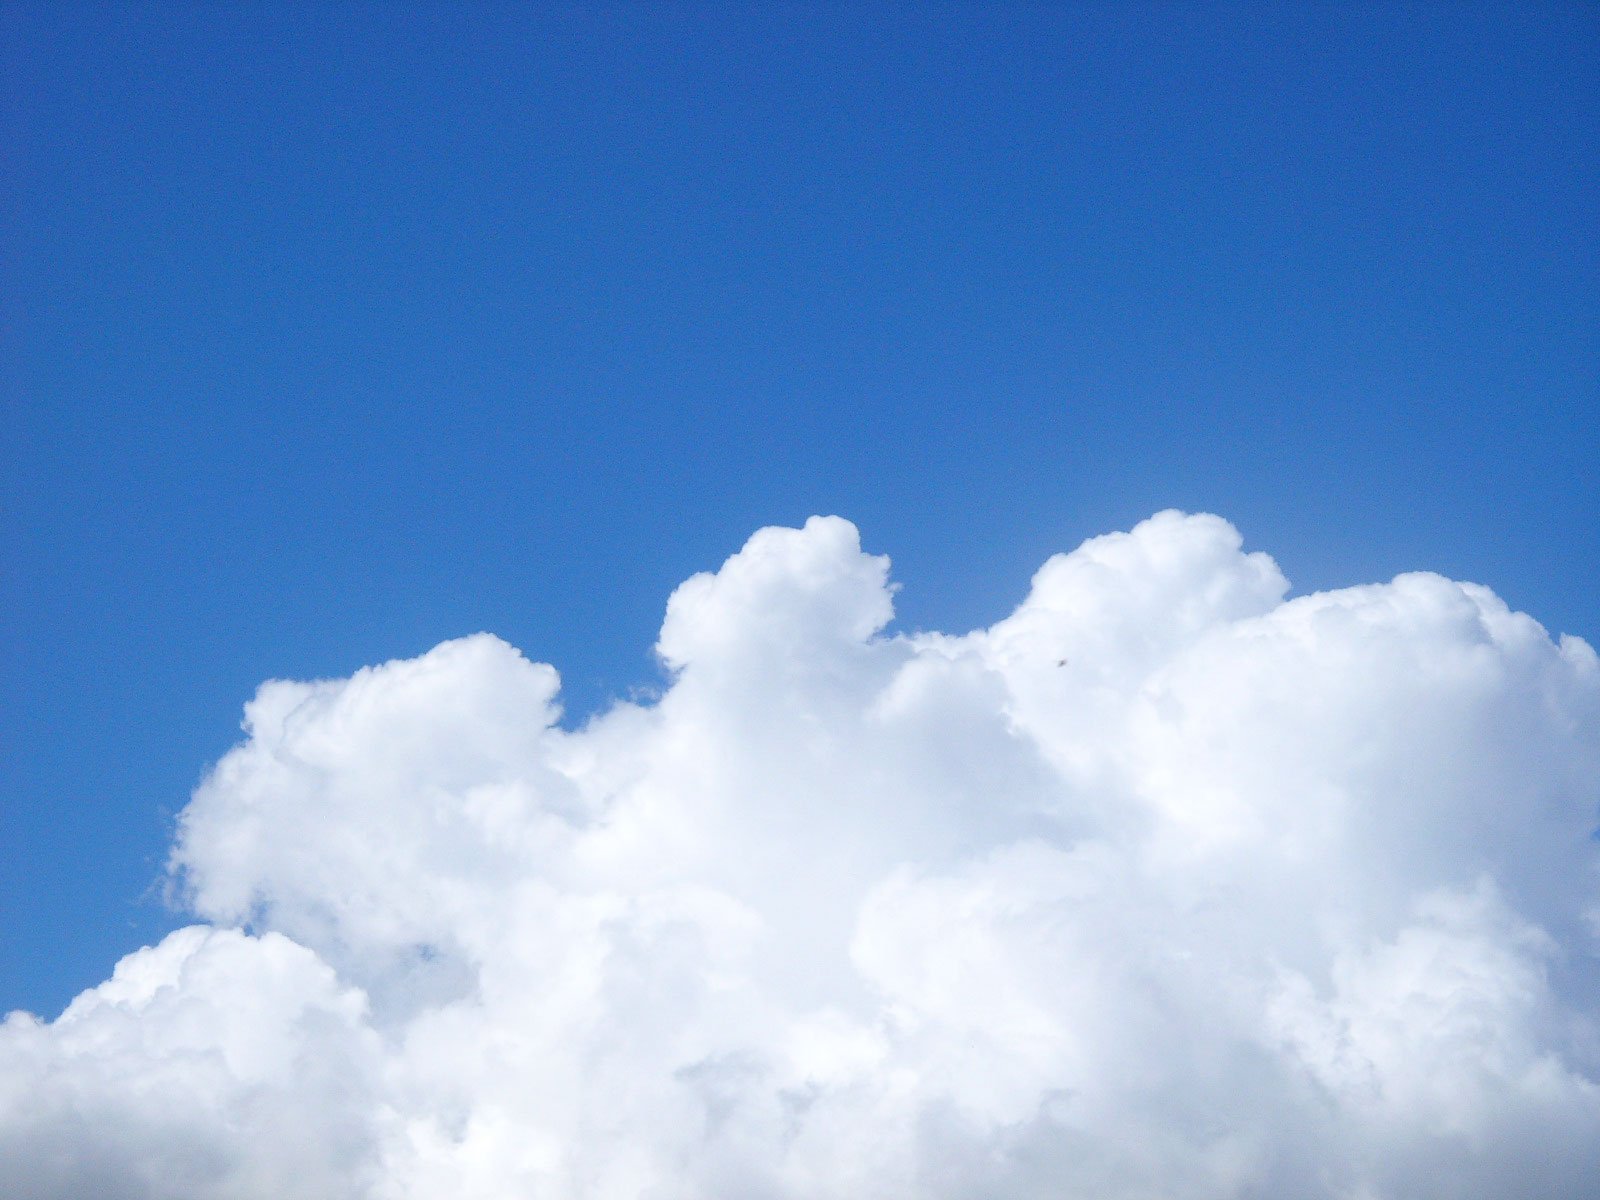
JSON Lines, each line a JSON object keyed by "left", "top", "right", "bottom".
{"left": 5, "top": 512, "right": 1598, "bottom": 1199}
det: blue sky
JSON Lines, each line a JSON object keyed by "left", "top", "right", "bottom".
{"left": 3, "top": 3, "right": 1596, "bottom": 1019}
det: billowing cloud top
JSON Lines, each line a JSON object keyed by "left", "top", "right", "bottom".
{"left": 5, "top": 513, "right": 1598, "bottom": 1199}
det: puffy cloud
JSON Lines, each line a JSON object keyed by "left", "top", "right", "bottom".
{"left": 0, "top": 927, "right": 379, "bottom": 1200}
{"left": 4, "top": 512, "right": 1597, "bottom": 1198}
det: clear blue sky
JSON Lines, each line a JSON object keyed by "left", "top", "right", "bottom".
{"left": 3, "top": 3, "right": 1595, "bottom": 1018}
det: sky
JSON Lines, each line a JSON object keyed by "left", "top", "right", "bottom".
{"left": 1, "top": 5, "right": 1598, "bottom": 1195}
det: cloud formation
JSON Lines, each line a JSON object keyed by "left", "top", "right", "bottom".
{"left": 5, "top": 512, "right": 1598, "bottom": 1198}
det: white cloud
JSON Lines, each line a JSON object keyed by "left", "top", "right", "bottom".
{"left": 4, "top": 512, "right": 1598, "bottom": 1198}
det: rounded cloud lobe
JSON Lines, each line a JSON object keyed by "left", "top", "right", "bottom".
{"left": 5, "top": 512, "right": 1598, "bottom": 1198}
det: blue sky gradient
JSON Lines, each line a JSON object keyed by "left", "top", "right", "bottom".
{"left": 4, "top": 4, "right": 1596, "bottom": 1017}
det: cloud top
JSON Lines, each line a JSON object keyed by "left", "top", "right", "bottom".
{"left": 5, "top": 512, "right": 1598, "bottom": 1198}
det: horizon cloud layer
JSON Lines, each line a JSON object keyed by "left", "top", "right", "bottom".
{"left": 4, "top": 512, "right": 1599, "bottom": 1198}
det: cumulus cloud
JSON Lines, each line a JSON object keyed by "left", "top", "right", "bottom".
{"left": 4, "top": 511, "right": 1598, "bottom": 1198}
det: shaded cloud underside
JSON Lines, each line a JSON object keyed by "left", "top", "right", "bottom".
{"left": 5, "top": 512, "right": 1598, "bottom": 1198}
